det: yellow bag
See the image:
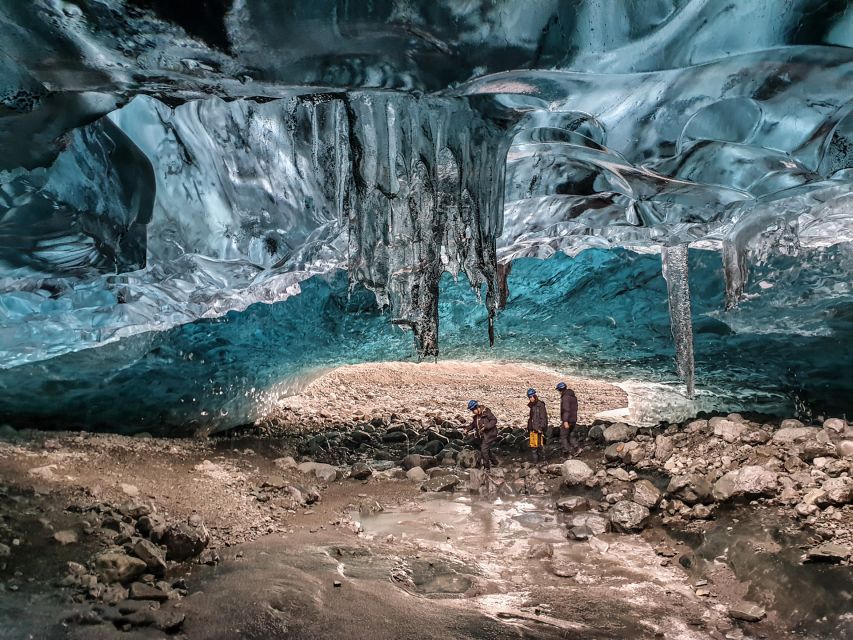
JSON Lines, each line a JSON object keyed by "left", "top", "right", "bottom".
{"left": 529, "top": 432, "right": 541, "bottom": 448}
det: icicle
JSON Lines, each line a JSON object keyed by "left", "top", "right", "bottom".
{"left": 661, "top": 245, "right": 695, "bottom": 398}
{"left": 496, "top": 261, "right": 512, "bottom": 310}
{"left": 722, "top": 240, "right": 746, "bottom": 310}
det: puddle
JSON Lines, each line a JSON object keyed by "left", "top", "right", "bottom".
{"left": 677, "top": 507, "right": 853, "bottom": 639}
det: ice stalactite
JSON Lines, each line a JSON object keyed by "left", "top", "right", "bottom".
{"left": 661, "top": 245, "right": 695, "bottom": 398}
{"left": 343, "top": 93, "right": 510, "bottom": 357}
{"left": 722, "top": 240, "right": 747, "bottom": 310}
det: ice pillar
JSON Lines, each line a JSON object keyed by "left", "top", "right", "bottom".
{"left": 661, "top": 244, "right": 695, "bottom": 398}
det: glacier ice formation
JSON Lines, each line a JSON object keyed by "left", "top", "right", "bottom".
{"left": 0, "top": 1, "right": 851, "bottom": 432}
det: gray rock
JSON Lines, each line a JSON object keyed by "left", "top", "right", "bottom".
{"left": 587, "top": 424, "right": 605, "bottom": 442}
{"left": 566, "top": 513, "right": 609, "bottom": 539}
{"left": 780, "top": 418, "right": 805, "bottom": 429}
{"left": 837, "top": 440, "right": 853, "bottom": 458}
{"left": 620, "top": 441, "right": 644, "bottom": 464}
{"left": 631, "top": 479, "right": 661, "bottom": 508}
{"left": 608, "top": 500, "right": 650, "bottom": 532}
{"left": 527, "top": 543, "right": 553, "bottom": 559}
{"left": 162, "top": 519, "right": 210, "bottom": 561}
{"left": 728, "top": 604, "right": 766, "bottom": 622}
{"left": 802, "top": 543, "right": 851, "bottom": 563}
{"left": 273, "top": 456, "right": 297, "bottom": 470}
{"left": 556, "top": 496, "right": 589, "bottom": 513}
{"left": 561, "top": 460, "right": 593, "bottom": 485}
{"left": 712, "top": 466, "right": 778, "bottom": 501}
{"left": 261, "top": 475, "right": 288, "bottom": 490}
{"left": 421, "top": 475, "right": 459, "bottom": 492}
{"left": 772, "top": 427, "right": 820, "bottom": 443}
{"left": 456, "top": 449, "right": 481, "bottom": 469}
{"left": 350, "top": 462, "right": 373, "bottom": 480}
{"left": 607, "top": 467, "right": 631, "bottom": 482}
{"left": 136, "top": 513, "right": 166, "bottom": 538}
{"left": 821, "top": 477, "right": 853, "bottom": 505}
{"left": 128, "top": 582, "right": 170, "bottom": 602}
{"left": 53, "top": 530, "right": 78, "bottom": 545}
{"left": 653, "top": 435, "right": 674, "bottom": 462}
{"left": 712, "top": 419, "right": 746, "bottom": 443}
{"left": 406, "top": 466, "right": 427, "bottom": 482}
{"left": 94, "top": 551, "right": 147, "bottom": 584}
{"left": 132, "top": 539, "right": 167, "bottom": 575}
{"left": 402, "top": 454, "right": 436, "bottom": 471}
{"left": 297, "top": 461, "right": 340, "bottom": 482}
{"left": 667, "top": 474, "right": 713, "bottom": 505}
{"left": 0, "top": 543, "right": 10, "bottom": 557}
{"left": 823, "top": 418, "right": 847, "bottom": 434}
{"left": 603, "top": 423, "right": 636, "bottom": 443}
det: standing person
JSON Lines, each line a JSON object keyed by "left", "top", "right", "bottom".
{"left": 556, "top": 382, "right": 580, "bottom": 455}
{"left": 466, "top": 400, "right": 499, "bottom": 471}
{"left": 526, "top": 388, "right": 547, "bottom": 463}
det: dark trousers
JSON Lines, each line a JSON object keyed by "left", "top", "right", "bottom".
{"left": 560, "top": 423, "right": 579, "bottom": 453}
{"left": 474, "top": 437, "right": 498, "bottom": 469}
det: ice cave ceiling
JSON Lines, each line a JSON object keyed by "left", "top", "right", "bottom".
{"left": 0, "top": 0, "right": 852, "bottom": 433}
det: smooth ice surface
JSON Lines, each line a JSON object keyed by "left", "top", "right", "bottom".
{"left": 1, "top": 1, "right": 852, "bottom": 429}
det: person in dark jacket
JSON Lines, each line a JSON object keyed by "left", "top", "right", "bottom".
{"left": 466, "top": 400, "right": 499, "bottom": 470}
{"left": 556, "top": 382, "right": 580, "bottom": 455}
{"left": 526, "top": 388, "right": 548, "bottom": 463}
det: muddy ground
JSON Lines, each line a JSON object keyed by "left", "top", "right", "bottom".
{"left": 0, "top": 362, "right": 850, "bottom": 640}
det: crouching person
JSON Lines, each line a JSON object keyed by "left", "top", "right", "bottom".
{"left": 466, "top": 400, "right": 499, "bottom": 471}
{"left": 526, "top": 388, "right": 548, "bottom": 463}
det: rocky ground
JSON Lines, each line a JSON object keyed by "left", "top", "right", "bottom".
{"left": 0, "top": 362, "right": 851, "bottom": 639}
{"left": 261, "top": 360, "right": 628, "bottom": 434}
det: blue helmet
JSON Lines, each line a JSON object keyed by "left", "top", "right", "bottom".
{"left": 467, "top": 399, "right": 479, "bottom": 411}
{"left": 526, "top": 388, "right": 537, "bottom": 398}
{"left": 556, "top": 382, "right": 567, "bottom": 391}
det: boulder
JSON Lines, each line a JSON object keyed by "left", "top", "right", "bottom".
{"left": 823, "top": 418, "right": 847, "bottom": 434}
{"left": 405, "top": 466, "right": 427, "bottom": 482}
{"left": 712, "top": 466, "right": 778, "bottom": 501}
{"left": 566, "top": 513, "right": 609, "bottom": 539}
{"left": 772, "top": 427, "right": 820, "bottom": 443}
{"left": 653, "top": 435, "right": 674, "bottom": 462}
{"left": 620, "top": 441, "right": 644, "bottom": 464}
{"left": 561, "top": 460, "right": 593, "bottom": 485}
{"left": 667, "top": 474, "right": 713, "bottom": 505}
{"left": 349, "top": 462, "right": 373, "bottom": 480}
{"left": 587, "top": 424, "right": 605, "bottom": 442}
{"left": 607, "top": 467, "right": 631, "bottom": 482}
{"left": 94, "top": 552, "right": 147, "bottom": 584}
{"left": 456, "top": 449, "right": 481, "bottom": 469}
{"left": 556, "top": 497, "right": 589, "bottom": 513}
{"left": 604, "top": 442, "right": 624, "bottom": 461}
{"left": 780, "top": 418, "right": 805, "bottom": 429}
{"left": 162, "top": 519, "right": 210, "bottom": 561}
{"left": 608, "top": 501, "right": 650, "bottom": 532}
{"left": 712, "top": 419, "right": 746, "bottom": 443}
{"left": 273, "top": 456, "right": 297, "bottom": 470}
{"left": 132, "top": 539, "right": 166, "bottom": 575}
{"left": 821, "top": 477, "right": 853, "bottom": 505}
{"left": 422, "top": 439, "right": 445, "bottom": 456}
{"left": 297, "top": 462, "right": 340, "bottom": 482}
{"left": 421, "top": 475, "right": 460, "bottom": 493}
{"left": 603, "top": 423, "right": 636, "bottom": 443}
{"left": 631, "top": 479, "right": 661, "bottom": 508}
{"left": 837, "top": 440, "right": 853, "bottom": 458}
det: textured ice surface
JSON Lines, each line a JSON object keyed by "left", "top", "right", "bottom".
{"left": 0, "top": 1, "right": 852, "bottom": 429}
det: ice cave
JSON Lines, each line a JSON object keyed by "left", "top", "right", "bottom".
{"left": 0, "top": 2, "right": 852, "bottom": 639}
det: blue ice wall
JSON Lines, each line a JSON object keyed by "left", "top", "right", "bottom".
{"left": 0, "top": 248, "right": 848, "bottom": 434}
